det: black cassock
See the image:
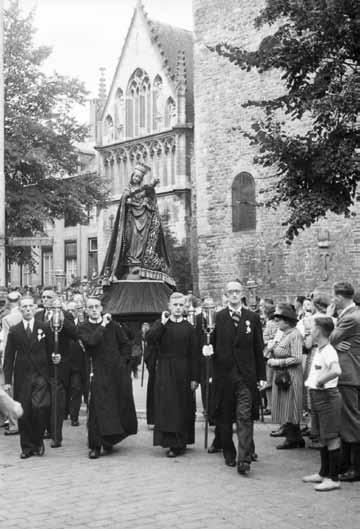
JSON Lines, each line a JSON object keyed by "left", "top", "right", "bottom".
{"left": 78, "top": 320, "right": 138, "bottom": 450}
{"left": 147, "top": 319, "right": 200, "bottom": 449}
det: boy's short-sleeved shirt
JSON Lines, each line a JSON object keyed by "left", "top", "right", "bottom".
{"left": 305, "top": 343, "right": 340, "bottom": 389}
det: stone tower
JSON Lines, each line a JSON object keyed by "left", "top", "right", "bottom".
{"left": 193, "top": 0, "right": 360, "bottom": 301}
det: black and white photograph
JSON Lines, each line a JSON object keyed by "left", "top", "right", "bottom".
{"left": 0, "top": 0, "right": 359, "bottom": 527}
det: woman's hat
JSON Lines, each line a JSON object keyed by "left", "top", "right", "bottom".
{"left": 273, "top": 303, "right": 298, "bottom": 322}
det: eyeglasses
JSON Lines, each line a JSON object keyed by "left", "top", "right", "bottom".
{"left": 87, "top": 305, "right": 100, "bottom": 310}
{"left": 42, "top": 295, "right": 54, "bottom": 299}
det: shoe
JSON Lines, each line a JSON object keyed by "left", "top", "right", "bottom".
{"left": 225, "top": 456, "right": 236, "bottom": 467}
{"left": 4, "top": 430, "right": 19, "bottom": 436}
{"left": 339, "top": 469, "right": 360, "bottom": 482}
{"left": 71, "top": 419, "right": 79, "bottom": 427}
{"left": 43, "top": 431, "right": 51, "bottom": 439}
{"left": 237, "top": 461, "right": 250, "bottom": 475}
{"left": 20, "top": 451, "right": 32, "bottom": 459}
{"left": 302, "top": 473, "right": 323, "bottom": 483}
{"left": 33, "top": 442, "right": 45, "bottom": 456}
{"left": 315, "top": 478, "right": 340, "bottom": 491}
{"left": 88, "top": 449, "right": 100, "bottom": 459}
{"left": 263, "top": 409, "right": 271, "bottom": 416}
{"left": 270, "top": 427, "right": 286, "bottom": 438}
{"left": 50, "top": 441, "right": 62, "bottom": 448}
{"left": 0, "top": 421, "right": 9, "bottom": 429}
{"left": 251, "top": 452, "right": 258, "bottom": 462}
{"left": 166, "top": 448, "right": 179, "bottom": 458}
{"left": 208, "top": 444, "right": 222, "bottom": 454}
{"left": 276, "top": 439, "right": 305, "bottom": 450}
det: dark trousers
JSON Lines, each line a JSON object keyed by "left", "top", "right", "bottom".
{"left": 18, "top": 374, "right": 50, "bottom": 454}
{"left": 68, "top": 371, "right": 82, "bottom": 421}
{"left": 50, "top": 378, "right": 66, "bottom": 443}
{"left": 218, "top": 383, "right": 254, "bottom": 463}
{"left": 87, "top": 396, "right": 119, "bottom": 450}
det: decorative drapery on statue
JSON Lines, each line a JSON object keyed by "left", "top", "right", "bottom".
{"left": 101, "top": 163, "right": 176, "bottom": 288}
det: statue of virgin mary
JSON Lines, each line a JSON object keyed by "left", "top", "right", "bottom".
{"left": 101, "top": 163, "right": 175, "bottom": 288}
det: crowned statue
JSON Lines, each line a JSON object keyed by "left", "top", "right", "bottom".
{"left": 101, "top": 163, "right": 175, "bottom": 288}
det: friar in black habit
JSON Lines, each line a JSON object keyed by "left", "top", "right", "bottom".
{"left": 211, "top": 280, "right": 266, "bottom": 475}
{"left": 3, "top": 296, "right": 54, "bottom": 459}
{"left": 147, "top": 292, "right": 200, "bottom": 458}
{"left": 78, "top": 297, "right": 137, "bottom": 459}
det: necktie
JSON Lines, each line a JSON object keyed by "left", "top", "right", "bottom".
{"left": 231, "top": 311, "right": 241, "bottom": 327}
{"left": 26, "top": 322, "right": 32, "bottom": 338}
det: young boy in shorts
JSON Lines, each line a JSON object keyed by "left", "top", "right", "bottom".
{"left": 303, "top": 317, "right": 342, "bottom": 491}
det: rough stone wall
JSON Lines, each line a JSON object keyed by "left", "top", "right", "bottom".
{"left": 193, "top": 0, "right": 360, "bottom": 303}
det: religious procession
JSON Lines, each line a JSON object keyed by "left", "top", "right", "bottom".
{"left": 1, "top": 159, "right": 360, "bottom": 498}
{"left": 0, "top": 0, "right": 360, "bottom": 527}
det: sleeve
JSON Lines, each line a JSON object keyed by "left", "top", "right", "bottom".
{"left": 282, "top": 331, "right": 303, "bottom": 367}
{"left": 3, "top": 329, "right": 16, "bottom": 385}
{"left": 115, "top": 323, "right": 132, "bottom": 360}
{"left": 330, "top": 317, "right": 356, "bottom": 348}
{"left": 1, "top": 317, "right": 10, "bottom": 351}
{"left": 324, "top": 346, "right": 340, "bottom": 368}
{"left": 146, "top": 319, "right": 166, "bottom": 346}
{"left": 253, "top": 315, "right": 266, "bottom": 381}
{"left": 190, "top": 325, "right": 201, "bottom": 382}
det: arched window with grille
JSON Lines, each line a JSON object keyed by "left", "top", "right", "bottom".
{"left": 232, "top": 172, "right": 256, "bottom": 232}
{"left": 126, "top": 69, "right": 151, "bottom": 139}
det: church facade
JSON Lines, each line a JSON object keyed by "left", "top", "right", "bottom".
{"left": 193, "top": 0, "right": 360, "bottom": 301}
{"left": 94, "top": 3, "right": 194, "bottom": 275}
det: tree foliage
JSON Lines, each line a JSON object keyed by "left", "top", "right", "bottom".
{"left": 5, "top": 1, "right": 108, "bottom": 263}
{"left": 212, "top": 0, "right": 360, "bottom": 241}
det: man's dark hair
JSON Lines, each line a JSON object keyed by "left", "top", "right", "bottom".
{"left": 264, "top": 298, "right": 274, "bottom": 305}
{"left": 314, "top": 317, "right": 334, "bottom": 338}
{"left": 334, "top": 282, "right": 354, "bottom": 299}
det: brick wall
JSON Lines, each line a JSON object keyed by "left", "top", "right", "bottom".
{"left": 193, "top": 0, "right": 360, "bottom": 303}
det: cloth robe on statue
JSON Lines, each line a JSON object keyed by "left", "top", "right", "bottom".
{"left": 78, "top": 320, "right": 138, "bottom": 450}
{"left": 147, "top": 319, "right": 200, "bottom": 449}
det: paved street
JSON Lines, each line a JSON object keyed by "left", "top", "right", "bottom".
{"left": 0, "top": 376, "right": 359, "bottom": 529}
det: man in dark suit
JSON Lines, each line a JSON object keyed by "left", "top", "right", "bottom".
{"left": 211, "top": 280, "right": 265, "bottom": 475}
{"left": 330, "top": 281, "right": 360, "bottom": 482}
{"left": 3, "top": 296, "right": 53, "bottom": 459}
{"left": 35, "top": 287, "right": 77, "bottom": 447}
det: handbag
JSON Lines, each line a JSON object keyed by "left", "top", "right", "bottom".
{"left": 274, "top": 368, "right": 291, "bottom": 390}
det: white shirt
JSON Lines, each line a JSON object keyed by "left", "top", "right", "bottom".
{"left": 228, "top": 307, "right": 241, "bottom": 318}
{"left": 305, "top": 343, "right": 340, "bottom": 389}
{"left": 23, "top": 318, "right": 35, "bottom": 332}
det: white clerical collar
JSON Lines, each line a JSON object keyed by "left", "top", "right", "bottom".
{"left": 169, "top": 316, "right": 184, "bottom": 323}
{"left": 89, "top": 317, "right": 102, "bottom": 324}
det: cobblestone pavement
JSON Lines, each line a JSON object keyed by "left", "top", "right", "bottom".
{"left": 0, "top": 378, "right": 359, "bottom": 529}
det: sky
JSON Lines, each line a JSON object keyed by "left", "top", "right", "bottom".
{"left": 18, "top": 0, "right": 194, "bottom": 122}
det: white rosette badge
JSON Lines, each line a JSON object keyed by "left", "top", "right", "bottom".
{"left": 37, "top": 329, "right": 45, "bottom": 342}
{"left": 245, "top": 320, "right": 251, "bottom": 334}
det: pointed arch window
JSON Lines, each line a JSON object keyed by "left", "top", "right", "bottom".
{"left": 153, "top": 75, "right": 163, "bottom": 131}
{"left": 126, "top": 69, "right": 151, "bottom": 139}
{"left": 164, "top": 97, "right": 176, "bottom": 128}
{"left": 232, "top": 172, "right": 256, "bottom": 232}
{"left": 104, "top": 115, "right": 114, "bottom": 144}
{"left": 114, "top": 88, "right": 124, "bottom": 140}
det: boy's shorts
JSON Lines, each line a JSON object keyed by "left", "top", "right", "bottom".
{"left": 310, "top": 388, "right": 342, "bottom": 442}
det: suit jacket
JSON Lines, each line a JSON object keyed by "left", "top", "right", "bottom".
{"left": 35, "top": 309, "right": 77, "bottom": 386}
{"left": 330, "top": 306, "right": 360, "bottom": 386}
{"left": 212, "top": 307, "right": 265, "bottom": 382}
{"left": 3, "top": 320, "right": 53, "bottom": 398}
